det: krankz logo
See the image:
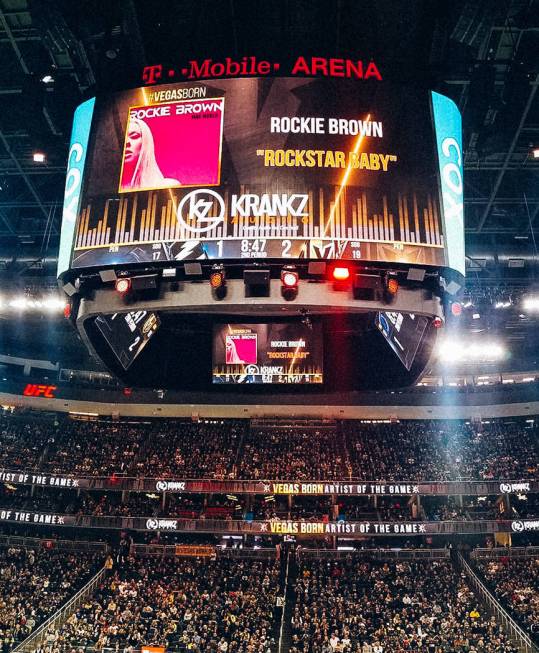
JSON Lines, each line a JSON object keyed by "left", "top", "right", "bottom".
{"left": 499, "top": 482, "right": 530, "bottom": 494}
{"left": 155, "top": 480, "right": 186, "bottom": 492}
{"left": 177, "top": 189, "right": 225, "bottom": 235}
{"left": 176, "top": 189, "right": 309, "bottom": 235}
{"left": 146, "top": 518, "right": 178, "bottom": 531}
{"left": 511, "top": 520, "right": 539, "bottom": 533}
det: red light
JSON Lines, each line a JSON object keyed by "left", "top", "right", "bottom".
{"left": 115, "top": 278, "right": 131, "bottom": 294}
{"left": 332, "top": 267, "right": 350, "bottom": 281}
{"left": 63, "top": 303, "right": 71, "bottom": 319}
{"left": 282, "top": 270, "right": 299, "bottom": 288}
{"left": 451, "top": 302, "right": 462, "bottom": 317}
{"left": 432, "top": 316, "right": 444, "bottom": 329}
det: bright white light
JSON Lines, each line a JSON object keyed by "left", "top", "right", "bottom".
{"left": 472, "top": 313, "right": 481, "bottom": 319}
{"left": 502, "top": 379, "right": 514, "bottom": 384}
{"left": 436, "top": 340, "right": 506, "bottom": 363}
{"left": 523, "top": 296, "right": 539, "bottom": 312}
{"left": 41, "top": 75, "right": 54, "bottom": 84}
{"left": 5, "top": 295, "right": 65, "bottom": 312}
{"left": 9, "top": 298, "right": 29, "bottom": 310}
{"left": 33, "top": 151, "right": 46, "bottom": 163}
{"left": 522, "top": 377, "right": 535, "bottom": 382}
{"left": 42, "top": 297, "right": 66, "bottom": 310}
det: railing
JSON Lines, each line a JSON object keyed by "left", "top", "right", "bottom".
{"left": 456, "top": 552, "right": 538, "bottom": 653}
{"left": 0, "top": 534, "right": 107, "bottom": 553}
{"left": 218, "top": 547, "right": 277, "bottom": 559}
{"left": 13, "top": 565, "right": 107, "bottom": 653}
{"left": 298, "top": 547, "right": 450, "bottom": 560}
{"left": 472, "top": 546, "right": 539, "bottom": 559}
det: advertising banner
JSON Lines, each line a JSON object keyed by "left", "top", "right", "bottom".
{"left": 0, "top": 469, "right": 535, "bottom": 496}
{"left": 0, "top": 510, "right": 537, "bottom": 538}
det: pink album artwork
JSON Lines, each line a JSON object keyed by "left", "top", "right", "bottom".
{"left": 225, "top": 334, "right": 258, "bottom": 365}
{"left": 119, "top": 97, "right": 224, "bottom": 192}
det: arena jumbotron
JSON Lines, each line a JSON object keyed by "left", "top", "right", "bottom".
{"left": 0, "top": 1, "right": 537, "bottom": 652}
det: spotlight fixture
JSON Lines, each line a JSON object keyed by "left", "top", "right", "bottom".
{"left": 115, "top": 277, "right": 131, "bottom": 295}
{"left": 210, "top": 264, "right": 226, "bottom": 299}
{"left": 281, "top": 265, "right": 299, "bottom": 300}
{"left": 383, "top": 274, "right": 399, "bottom": 303}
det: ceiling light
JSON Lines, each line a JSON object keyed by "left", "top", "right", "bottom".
{"left": 33, "top": 151, "right": 46, "bottom": 163}
{"left": 523, "top": 296, "right": 539, "bottom": 312}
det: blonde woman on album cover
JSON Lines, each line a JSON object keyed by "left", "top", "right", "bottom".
{"left": 121, "top": 117, "right": 180, "bottom": 190}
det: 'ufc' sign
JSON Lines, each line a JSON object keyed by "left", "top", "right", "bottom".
{"left": 23, "top": 384, "right": 57, "bottom": 398}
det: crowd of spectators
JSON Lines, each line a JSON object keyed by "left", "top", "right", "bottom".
{"left": 42, "top": 422, "right": 146, "bottom": 477}
{"left": 0, "top": 546, "right": 99, "bottom": 652}
{"left": 291, "top": 557, "right": 519, "bottom": 652}
{"left": 343, "top": 420, "right": 538, "bottom": 482}
{"left": 237, "top": 428, "right": 349, "bottom": 480}
{"left": 475, "top": 557, "right": 539, "bottom": 639}
{"left": 133, "top": 421, "right": 246, "bottom": 480}
{"left": 0, "top": 415, "right": 536, "bottom": 482}
{"left": 0, "top": 416, "right": 58, "bottom": 471}
{"left": 38, "top": 556, "right": 280, "bottom": 653}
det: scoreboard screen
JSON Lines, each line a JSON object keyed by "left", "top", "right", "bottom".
{"left": 375, "top": 311, "right": 429, "bottom": 370}
{"left": 95, "top": 311, "right": 160, "bottom": 370}
{"left": 58, "top": 78, "right": 464, "bottom": 277}
{"left": 212, "top": 322, "right": 323, "bottom": 384}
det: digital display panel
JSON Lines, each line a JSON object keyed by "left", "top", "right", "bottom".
{"left": 95, "top": 310, "right": 160, "bottom": 370}
{"left": 59, "top": 79, "right": 464, "bottom": 276}
{"left": 375, "top": 311, "right": 428, "bottom": 370}
{"left": 212, "top": 323, "right": 323, "bottom": 384}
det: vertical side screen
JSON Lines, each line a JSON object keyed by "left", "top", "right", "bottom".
{"left": 431, "top": 91, "right": 465, "bottom": 276}
{"left": 57, "top": 97, "right": 96, "bottom": 278}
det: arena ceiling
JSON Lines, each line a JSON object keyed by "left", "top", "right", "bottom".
{"left": 0, "top": 0, "right": 537, "bottom": 250}
{"left": 0, "top": 0, "right": 537, "bottom": 374}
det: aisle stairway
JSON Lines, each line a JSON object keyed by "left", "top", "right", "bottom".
{"left": 278, "top": 548, "right": 299, "bottom": 653}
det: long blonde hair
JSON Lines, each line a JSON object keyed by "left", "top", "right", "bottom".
{"left": 126, "top": 117, "right": 166, "bottom": 189}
